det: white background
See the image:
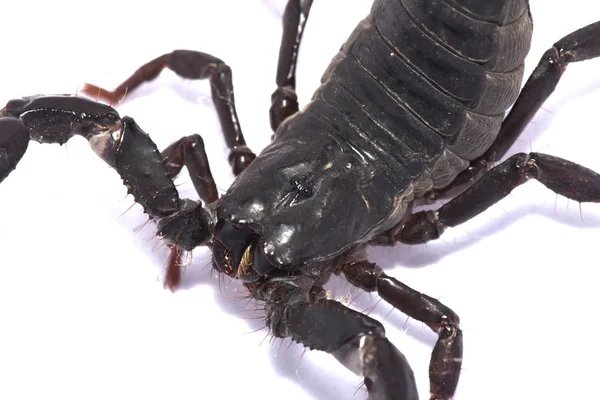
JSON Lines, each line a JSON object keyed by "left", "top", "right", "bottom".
{"left": 1, "top": 1, "right": 599, "bottom": 399}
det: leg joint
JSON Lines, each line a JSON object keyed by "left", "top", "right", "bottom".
{"left": 340, "top": 261, "right": 381, "bottom": 292}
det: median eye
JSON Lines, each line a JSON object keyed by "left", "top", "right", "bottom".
{"left": 289, "top": 177, "right": 312, "bottom": 197}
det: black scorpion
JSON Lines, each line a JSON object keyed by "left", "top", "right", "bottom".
{"left": 1, "top": 0, "right": 600, "bottom": 399}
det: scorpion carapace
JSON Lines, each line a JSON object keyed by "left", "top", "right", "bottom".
{"left": 217, "top": 127, "right": 407, "bottom": 271}
{"left": 2, "top": 0, "right": 600, "bottom": 399}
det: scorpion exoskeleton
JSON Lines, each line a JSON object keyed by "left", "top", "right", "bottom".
{"left": 1, "top": 0, "right": 600, "bottom": 399}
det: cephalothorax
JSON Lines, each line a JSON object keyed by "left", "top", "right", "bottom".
{"left": 2, "top": 0, "right": 600, "bottom": 399}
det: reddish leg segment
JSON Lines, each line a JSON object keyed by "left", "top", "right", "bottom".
{"left": 339, "top": 261, "right": 462, "bottom": 400}
{"left": 82, "top": 50, "right": 255, "bottom": 176}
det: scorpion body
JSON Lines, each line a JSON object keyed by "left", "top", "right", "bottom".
{"left": 221, "top": 0, "right": 533, "bottom": 271}
{"left": 1, "top": 1, "right": 600, "bottom": 399}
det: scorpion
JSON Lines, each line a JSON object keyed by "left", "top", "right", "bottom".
{"left": 1, "top": 0, "right": 600, "bottom": 399}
